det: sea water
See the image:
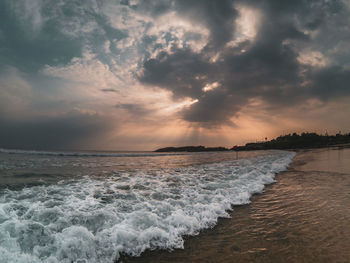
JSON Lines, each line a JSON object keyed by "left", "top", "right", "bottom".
{"left": 0, "top": 149, "right": 295, "bottom": 263}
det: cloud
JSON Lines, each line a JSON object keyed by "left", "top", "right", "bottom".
{"left": 0, "top": 64, "right": 117, "bottom": 150}
{"left": 0, "top": 66, "right": 34, "bottom": 116}
{"left": 0, "top": 1, "right": 81, "bottom": 72}
{"left": 0, "top": 0, "right": 350, "bottom": 150}
{"left": 173, "top": 0, "right": 237, "bottom": 50}
{"left": 138, "top": 0, "right": 350, "bottom": 126}
{"left": 0, "top": 110, "right": 114, "bottom": 150}
{"left": 0, "top": 0, "right": 129, "bottom": 72}
{"left": 310, "top": 66, "right": 350, "bottom": 100}
{"left": 101, "top": 88, "right": 119, "bottom": 93}
{"left": 115, "top": 103, "right": 153, "bottom": 116}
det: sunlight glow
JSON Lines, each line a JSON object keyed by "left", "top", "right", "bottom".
{"left": 297, "top": 51, "right": 328, "bottom": 67}
{"left": 203, "top": 82, "right": 220, "bottom": 92}
{"left": 227, "top": 5, "right": 261, "bottom": 48}
{"left": 163, "top": 98, "right": 199, "bottom": 113}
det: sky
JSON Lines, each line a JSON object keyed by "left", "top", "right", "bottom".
{"left": 0, "top": 0, "right": 350, "bottom": 151}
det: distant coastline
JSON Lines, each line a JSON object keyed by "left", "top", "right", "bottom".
{"left": 154, "top": 146, "right": 229, "bottom": 152}
{"left": 154, "top": 132, "right": 350, "bottom": 152}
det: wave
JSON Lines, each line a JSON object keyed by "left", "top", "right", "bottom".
{"left": 0, "top": 151, "right": 295, "bottom": 262}
{"left": 0, "top": 148, "right": 189, "bottom": 157}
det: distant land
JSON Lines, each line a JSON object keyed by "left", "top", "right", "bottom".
{"left": 154, "top": 132, "right": 350, "bottom": 152}
{"left": 155, "top": 146, "right": 229, "bottom": 152}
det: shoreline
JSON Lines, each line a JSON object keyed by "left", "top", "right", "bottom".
{"left": 120, "top": 147, "right": 350, "bottom": 262}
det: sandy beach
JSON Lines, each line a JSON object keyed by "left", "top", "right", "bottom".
{"left": 121, "top": 146, "right": 350, "bottom": 263}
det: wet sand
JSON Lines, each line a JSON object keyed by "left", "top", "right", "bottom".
{"left": 120, "top": 147, "right": 350, "bottom": 263}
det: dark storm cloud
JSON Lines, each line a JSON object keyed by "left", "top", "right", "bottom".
{"left": 0, "top": 0, "right": 126, "bottom": 72}
{"left": 139, "top": 0, "right": 350, "bottom": 126}
{"left": 182, "top": 90, "right": 241, "bottom": 126}
{"left": 130, "top": 0, "right": 237, "bottom": 50}
{"left": 173, "top": 0, "right": 237, "bottom": 50}
{"left": 131, "top": 0, "right": 172, "bottom": 17}
{"left": 0, "top": 1, "right": 82, "bottom": 72}
{"left": 310, "top": 66, "right": 350, "bottom": 100}
{"left": 141, "top": 49, "right": 216, "bottom": 99}
{"left": 0, "top": 111, "right": 112, "bottom": 150}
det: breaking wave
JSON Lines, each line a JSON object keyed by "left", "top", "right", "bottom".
{"left": 0, "top": 151, "right": 295, "bottom": 262}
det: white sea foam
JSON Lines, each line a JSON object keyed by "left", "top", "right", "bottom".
{"left": 0, "top": 151, "right": 295, "bottom": 262}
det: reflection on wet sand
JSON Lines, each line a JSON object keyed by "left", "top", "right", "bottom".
{"left": 121, "top": 147, "right": 350, "bottom": 263}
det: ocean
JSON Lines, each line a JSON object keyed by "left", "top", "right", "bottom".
{"left": 0, "top": 149, "right": 295, "bottom": 262}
